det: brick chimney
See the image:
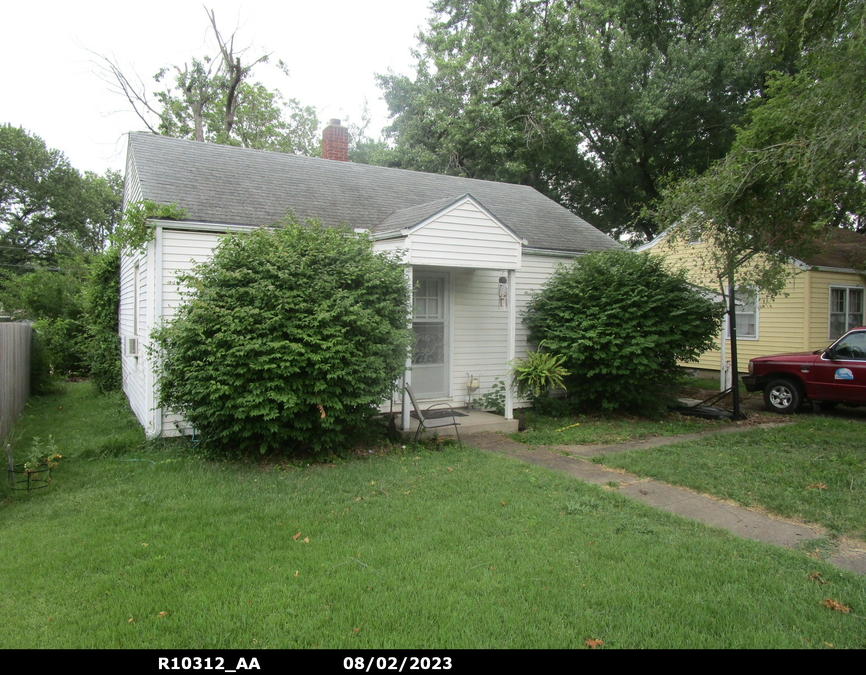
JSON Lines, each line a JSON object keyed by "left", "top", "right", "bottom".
{"left": 322, "top": 118, "right": 349, "bottom": 162}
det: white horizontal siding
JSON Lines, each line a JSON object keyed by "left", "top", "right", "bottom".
{"left": 119, "top": 146, "right": 149, "bottom": 427}
{"left": 120, "top": 245, "right": 151, "bottom": 431}
{"left": 450, "top": 268, "right": 511, "bottom": 405}
{"left": 513, "top": 254, "right": 576, "bottom": 403}
{"left": 515, "top": 254, "right": 576, "bottom": 359}
{"left": 371, "top": 236, "right": 408, "bottom": 261}
{"left": 161, "top": 229, "right": 223, "bottom": 320}
{"left": 158, "top": 229, "right": 224, "bottom": 435}
{"left": 409, "top": 201, "right": 521, "bottom": 269}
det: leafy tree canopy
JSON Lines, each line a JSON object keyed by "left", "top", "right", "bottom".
{"left": 377, "top": 0, "right": 768, "bottom": 240}
{"left": 0, "top": 124, "right": 122, "bottom": 270}
{"left": 95, "top": 8, "right": 319, "bottom": 155}
{"left": 653, "top": 0, "right": 866, "bottom": 297}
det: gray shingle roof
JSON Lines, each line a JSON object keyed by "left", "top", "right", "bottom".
{"left": 127, "top": 132, "right": 618, "bottom": 253}
{"left": 375, "top": 195, "right": 470, "bottom": 235}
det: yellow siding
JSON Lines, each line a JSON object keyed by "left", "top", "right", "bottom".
{"left": 646, "top": 237, "right": 813, "bottom": 372}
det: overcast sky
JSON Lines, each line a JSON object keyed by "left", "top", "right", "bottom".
{"left": 1, "top": 0, "right": 433, "bottom": 174}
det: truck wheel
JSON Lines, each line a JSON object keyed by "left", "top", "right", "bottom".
{"left": 763, "top": 379, "right": 803, "bottom": 414}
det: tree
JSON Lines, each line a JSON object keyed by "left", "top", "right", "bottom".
{"left": 653, "top": 0, "right": 866, "bottom": 413}
{"left": 95, "top": 8, "right": 319, "bottom": 154}
{"left": 345, "top": 101, "right": 396, "bottom": 165}
{"left": 377, "top": 0, "right": 767, "bottom": 239}
{"left": 523, "top": 249, "right": 724, "bottom": 412}
{"left": 0, "top": 125, "right": 122, "bottom": 270}
{"left": 84, "top": 248, "right": 122, "bottom": 394}
{"left": 0, "top": 254, "right": 90, "bottom": 380}
{"left": 656, "top": 0, "right": 866, "bottom": 247}
{"left": 153, "top": 218, "right": 412, "bottom": 457}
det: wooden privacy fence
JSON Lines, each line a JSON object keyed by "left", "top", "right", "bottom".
{"left": 0, "top": 322, "right": 31, "bottom": 445}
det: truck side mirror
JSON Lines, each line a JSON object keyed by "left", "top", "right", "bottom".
{"left": 826, "top": 346, "right": 837, "bottom": 360}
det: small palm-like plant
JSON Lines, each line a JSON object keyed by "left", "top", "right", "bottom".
{"left": 511, "top": 343, "right": 570, "bottom": 401}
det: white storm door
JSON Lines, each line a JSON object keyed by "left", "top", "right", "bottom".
{"left": 412, "top": 274, "right": 449, "bottom": 398}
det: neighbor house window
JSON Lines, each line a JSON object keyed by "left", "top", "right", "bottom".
{"left": 729, "top": 286, "right": 758, "bottom": 339}
{"left": 830, "top": 286, "right": 865, "bottom": 339}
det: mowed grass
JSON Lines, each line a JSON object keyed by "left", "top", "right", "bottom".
{"left": 4, "top": 380, "right": 146, "bottom": 460}
{"left": 512, "top": 409, "right": 728, "bottom": 446}
{"left": 1, "top": 383, "right": 865, "bottom": 649}
{"left": 595, "top": 417, "right": 866, "bottom": 540}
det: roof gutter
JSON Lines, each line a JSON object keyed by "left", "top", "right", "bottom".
{"left": 148, "top": 219, "right": 260, "bottom": 234}
{"left": 523, "top": 247, "right": 587, "bottom": 257}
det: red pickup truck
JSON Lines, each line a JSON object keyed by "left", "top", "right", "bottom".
{"left": 742, "top": 327, "right": 866, "bottom": 413}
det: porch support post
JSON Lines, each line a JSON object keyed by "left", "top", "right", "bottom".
{"left": 401, "top": 265, "right": 414, "bottom": 431}
{"left": 505, "top": 268, "right": 516, "bottom": 420}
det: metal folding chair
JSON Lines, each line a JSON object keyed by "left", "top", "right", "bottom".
{"left": 405, "top": 383, "right": 463, "bottom": 450}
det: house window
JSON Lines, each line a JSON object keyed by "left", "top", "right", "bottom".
{"left": 830, "top": 286, "right": 865, "bottom": 339}
{"left": 729, "top": 286, "right": 758, "bottom": 339}
{"left": 412, "top": 277, "right": 445, "bottom": 365}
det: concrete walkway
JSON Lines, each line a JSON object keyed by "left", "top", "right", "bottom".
{"left": 465, "top": 427, "right": 866, "bottom": 576}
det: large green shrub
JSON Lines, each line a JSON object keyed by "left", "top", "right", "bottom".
{"left": 153, "top": 218, "right": 412, "bottom": 457}
{"left": 84, "top": 248, "right": 121, "bottom": 394}
{"left": 523, "top": 250, "right": 724, "bottom": 412}
{"left": 0, "top": 257, "right": 89, "bottom": 384}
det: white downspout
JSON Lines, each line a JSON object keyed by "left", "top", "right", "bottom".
{"left": 505, "top": 269, "right": 516, "bottom": 420}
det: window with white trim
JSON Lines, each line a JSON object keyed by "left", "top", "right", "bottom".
{"left": 412, "top": 277, "right": 446, "bottom": 365}
{"left": 830, "top": 286, "right": 864, "bottom": 339}
{"left": 729, "top": 285, "right": 758, "bottom": 339}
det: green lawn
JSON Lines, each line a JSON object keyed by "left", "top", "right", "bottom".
{"left": 2, "top": 383, "right": 865, "bottom": 648}
{"left": 675, "top": 375, "right": 750, "bottom": 395}
{"left": 595, "top": 416, "right": 866, "bottom": 541}
{"left": 512, "top": 409, "right": 728, "bottom": 446}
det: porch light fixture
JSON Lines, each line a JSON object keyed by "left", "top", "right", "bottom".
{"left": 498, "top": 276, "right": 508, "bottom": 307}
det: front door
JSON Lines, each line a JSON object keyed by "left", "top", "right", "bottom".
{"left": 412, "top": 274, "right": 449, "bottom": 398}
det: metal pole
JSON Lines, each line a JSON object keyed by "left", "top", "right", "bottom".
{"left": 728, "top": 276, "right": 744, "bottom": 420}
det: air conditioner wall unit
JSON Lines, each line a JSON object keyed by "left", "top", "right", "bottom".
{"left": 124, "top": 336, "right": 139, "bottom": 357}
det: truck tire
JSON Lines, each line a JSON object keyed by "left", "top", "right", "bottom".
{"left": 763, "top": 378, "right": 803, "bottom": 414}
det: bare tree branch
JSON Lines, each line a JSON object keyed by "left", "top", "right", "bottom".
{"left": 90, "top": 51, "right": 162, "bottom": 134}
{"left": 206, "top": 6, "right": 269, "bottom": 136}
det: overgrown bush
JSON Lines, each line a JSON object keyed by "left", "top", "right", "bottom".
{"left": 477, "top": 377, "right": 506, "bottom": 415}
{"left": 0, "top": 258, "right": 89, "bottom": 381}
{"left": 529, "top": 392, "right": 579, "bottom": 417}
{"left": 84, "top": 248, "right": 121, "bottom": 394}
{"left": 523, "top": 250, "right": 724, "bottom": 412}
{"left": 153, "top": 218, "right": 412, "bottom": 457}
{"left": 29, "top": 325, "right": 56, "bottom": 394}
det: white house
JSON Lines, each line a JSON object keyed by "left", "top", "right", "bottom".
{"left": 120, "top": 121, "right": 620, "bottom": 438}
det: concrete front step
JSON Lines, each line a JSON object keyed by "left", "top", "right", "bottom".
{"left": 402, "top": 410, "right": 518, "bottom": 439}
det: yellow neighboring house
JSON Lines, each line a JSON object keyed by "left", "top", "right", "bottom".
{"left": 637, "top": 227, "right": 866, "bottom": 376}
